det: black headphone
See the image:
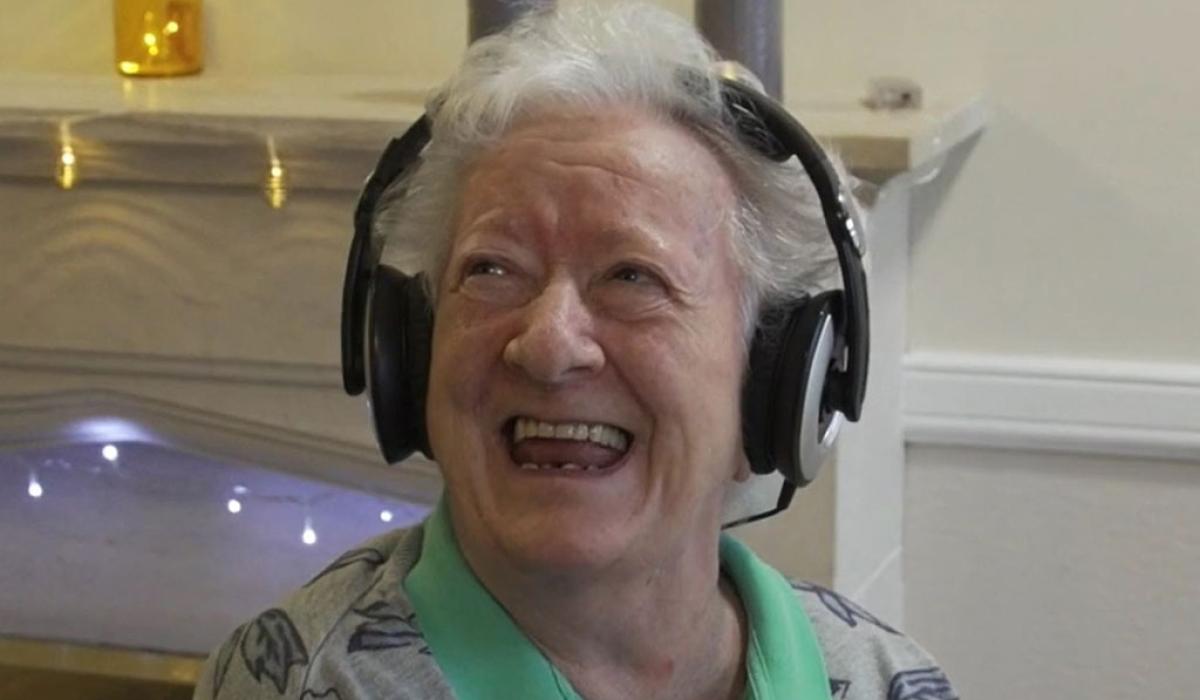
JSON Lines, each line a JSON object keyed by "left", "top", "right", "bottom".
{"left": 341, "top": 78, "right": 869, "bottom": 524}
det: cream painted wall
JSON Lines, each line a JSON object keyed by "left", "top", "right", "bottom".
{"left": 906, "top": 445, "right": 1200, "bottom": 700}
{"left": 0, "top": 1, "right": 680, "bottom": 85}
{"left": 882, "top": 1, "right": 1200, "bottom": 697}
{"left": 904, "top": 0, "right": 1200, "bottom": 362}
{"left": 783, "top": 2, "right": 1200, "bottom": 697}
{"left": 771, "top": 0, "right": 1200, "bottom": 363}
{"left": 2, "top": 0, "right": 981, "bottom": 104}
{"left": 0, "top": 1, "right": 466, "bottom": 85}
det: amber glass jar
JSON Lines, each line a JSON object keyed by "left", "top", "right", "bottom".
{"left": 113, "top": 0, "right": 203, "bottom": 76}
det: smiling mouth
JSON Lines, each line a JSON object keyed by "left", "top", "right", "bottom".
{"left": 505, "top": 416, "right": 632, "bottom": 473}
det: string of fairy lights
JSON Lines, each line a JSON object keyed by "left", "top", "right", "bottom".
{"left": 12, "top": 112, "right": 293, "bottom": 209}
{"left": 8, "top": 113, "right": 402, "bottom": 541}
{"left": 20, "top": 443, "right": 407, "bottom": 546}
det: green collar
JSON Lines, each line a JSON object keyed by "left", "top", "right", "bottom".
{"left": 720, "top": 534, "right": 831, "bottom": 699}
{"left": 404, "top": 501, "right": 830, "bottom": 700}
{"left": 404, "top": 502, "right": 581, "bottom": 699}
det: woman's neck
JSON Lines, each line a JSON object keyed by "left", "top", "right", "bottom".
{"left": 456, "top": 525, "right": 748, "bottom": 700}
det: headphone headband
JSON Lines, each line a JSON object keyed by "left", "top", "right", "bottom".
{"left": 720, "top": 80, "right": 869, "bottom": 420}
{"left": 342, "top": 116, "right": 431, "bottom": 396}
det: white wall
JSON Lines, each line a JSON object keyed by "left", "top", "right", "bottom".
{"left": 906, "top": 446, "right": 1200, "bottom": 700}
{"left": 906, "top": 1, "right": 1200, "bottom": 363}
{"left": 0, "top": 1, "right": 466, "bottom": 86}
{"left": 877, "top": 1, "right": 1200, "bottom": 698}
{"left": 782, "top": 0, "right": 1200, "bottom": 696}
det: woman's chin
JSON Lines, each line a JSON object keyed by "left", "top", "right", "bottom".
{"left": 485, "top": 509, "right": 640, "bottom": 578}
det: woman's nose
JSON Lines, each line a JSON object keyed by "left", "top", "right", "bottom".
{"left": 503, "top": 278, "right": 605, "bottom": 385}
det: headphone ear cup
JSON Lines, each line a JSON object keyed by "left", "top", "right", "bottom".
{"left": 742, "top": 305, "right": 787, "bottom": 477}
{"left": 774, "top": 291, "right": 845, "bottom": 486}
{"left": 367, "top": 266, "right": 434, "bottom": 463}
{"left": 742, "top": 290, "right": 846, "bottom": 486}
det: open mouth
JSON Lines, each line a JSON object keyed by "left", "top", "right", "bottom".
{"left": 504, "top": 416, "right": 633, "bottom": 473}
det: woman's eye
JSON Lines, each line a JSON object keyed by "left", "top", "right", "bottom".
{"left": 610, "top": 265, "right": 659, "bottom": 286}
{"left": 456, "top": 257, "right": 532, "bottom": 306}
{"left": 592, "top": 264, "right": 671, "bottom": 317}
{"left": 465, "top": 259, "right": 507, "bottom": 277}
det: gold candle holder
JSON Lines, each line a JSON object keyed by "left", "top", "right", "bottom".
{"left": 113, "top": 0, "right": 203, "bottom": 77}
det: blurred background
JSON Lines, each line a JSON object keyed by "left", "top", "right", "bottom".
{"left": 1, "top": 1, "right": 1197, "bottom": 698}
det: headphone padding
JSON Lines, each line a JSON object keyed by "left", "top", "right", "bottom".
{"left": 742, "top": 303, "right": 791, "bottom": 476}
{"left": 368, "top": 267, "right": 434, "bottom": 463}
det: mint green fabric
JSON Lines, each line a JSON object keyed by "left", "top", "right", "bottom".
{"left": 719, "top": 535, "right": 832, "bottom": 700}
{"left": 404, "top": 501, "right": 831, "bottom": 700}
{"left": 403, "top": 501, "right": 582, "bottom": 699}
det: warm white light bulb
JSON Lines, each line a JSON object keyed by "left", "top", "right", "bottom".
{"left": 264, "top": 136, "right": 287, "bottom": 209}
{"left": 28, "top": 476, "right": 43, "bottom": 499}
{"left": 302, "top": 517, "right": 317, "bottom": 546}
{"left": 379, "top": 509, "right": 394, "bottom": 523}
{"left": 227, "top": 498, "right": 242, "bottom": 514}
{"left": 57, "top": 143, "right": 77, "bottom": 190}
{"left": 101, "top": 444, "right": 119, "bottom": 462}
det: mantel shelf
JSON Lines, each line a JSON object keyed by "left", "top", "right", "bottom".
{"left": 0, "top": 73, "right": 987, "bottom": 192}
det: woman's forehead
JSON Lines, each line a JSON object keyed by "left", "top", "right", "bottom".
{"left": 479, "top": 104, "right": 726, "bottom": 181}
{"left": 455, "top": 105, "right": 736, "bottom": 242}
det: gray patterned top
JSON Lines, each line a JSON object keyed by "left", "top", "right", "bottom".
{"left": 194, "top": 524, "right": 956, "bottom": 699}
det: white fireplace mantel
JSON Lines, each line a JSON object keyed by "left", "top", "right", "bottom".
{"left": 0, "top": 73, "right": 986, "bottom": 190}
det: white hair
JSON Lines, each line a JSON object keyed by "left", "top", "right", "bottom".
{"left": 378, "top": 1, "right": 845, "bottom": 338}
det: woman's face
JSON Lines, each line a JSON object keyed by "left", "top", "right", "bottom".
{"left": 426, "top": 105, "right": 748, "bottom": 576}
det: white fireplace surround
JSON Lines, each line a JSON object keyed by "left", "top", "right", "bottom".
{"left": 0, "top": 73, "right": 986, "bottom": 653}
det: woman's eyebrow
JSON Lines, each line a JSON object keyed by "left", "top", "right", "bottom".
{"left": 594, "top": 223, "right": 716, "bottom": 268}
{"left": 453, "top": 213, "right": 534, "bottom": 252}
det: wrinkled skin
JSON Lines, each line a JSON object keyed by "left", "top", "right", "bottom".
{"left": 426, "top": 104, "right": 750, "bottom": 580}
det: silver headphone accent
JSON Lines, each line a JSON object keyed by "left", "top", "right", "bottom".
{"left": 797, "top": 313, "right": 845, "bottom": 484}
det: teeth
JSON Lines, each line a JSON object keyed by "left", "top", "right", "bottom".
{"left": 517, "top": 462, "right": 600, "bottom": 472}
{"left": 512, "top": 417, "right": 630, "bottom": 452}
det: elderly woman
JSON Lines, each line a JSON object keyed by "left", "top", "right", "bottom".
{"left": 198, "top": 5, "right": 953, "bottom": 700}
